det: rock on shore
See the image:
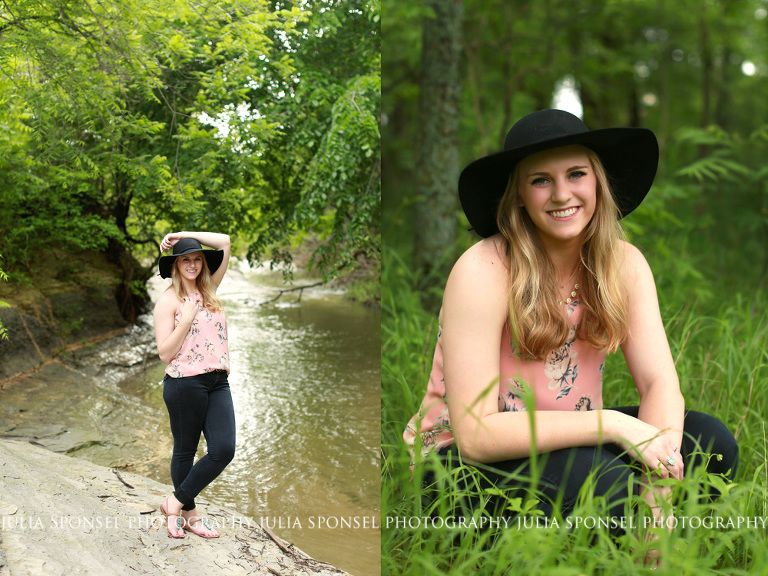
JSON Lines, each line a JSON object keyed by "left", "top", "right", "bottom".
{"left": 0, "top": 439, "right": 349, "bottom": 576}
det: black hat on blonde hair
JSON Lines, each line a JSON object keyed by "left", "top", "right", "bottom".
{"left": 458, "top": 109, "right": 659, "bottom": 238}
{"left": 158, "top": 238, "right": 223, "bottom": 279}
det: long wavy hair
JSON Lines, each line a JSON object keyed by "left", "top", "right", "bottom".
{"left": 496, "top": 147, "right": 629, "bottom": 360}
{"left": 169, "top": 253, "right": 223, "bottom": 312}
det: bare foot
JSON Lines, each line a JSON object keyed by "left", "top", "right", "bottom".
{"left": 182, "top": 508, "right": 220, "bottom": 538}
{"left": 160, "top": 495, "right": 185, "bottom": 538}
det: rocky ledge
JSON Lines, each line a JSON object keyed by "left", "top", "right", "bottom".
{"left": 0, "top": 439, "right": 348, "bottom": 576}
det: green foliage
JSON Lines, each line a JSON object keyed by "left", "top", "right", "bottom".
{"left": 1, "top": 0, "right": 289, "bottom": 264}
{"left": 0, "top": 0, "right": 381, "bottom": 298}
{"left": 247, "top": 0, "right": 381, "bottom": 282}
{"left": 297, "top": 73, "right": 381, "bottom": 277}
{"left": 674, "top": 127, "right": 754, "bottom": 183}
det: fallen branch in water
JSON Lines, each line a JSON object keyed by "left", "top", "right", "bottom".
{"left": 260, "top": 282, "right": 323, "bottom": 305}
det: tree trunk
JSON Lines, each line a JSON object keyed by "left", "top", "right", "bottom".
{"left": 699, "top": 4, "right": 712, "bottom": 130}
{"left": 107, "top": 174, "right": 150, "bottom": 323}
{"left": 714, "top": 48, "right": 732, "bottom": 130}
{"left": 657, "top": 0, "right": 671, "bottom": 157}
{"left": 413, "top": 0, "right": 464, "bottom": 310}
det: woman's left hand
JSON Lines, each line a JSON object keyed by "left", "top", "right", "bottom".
{"left": 160, "top": 233, "right": 183, "bottom": 253}
{"left": 608, "top": 412, "right": 684, "bottom": 481}
{"left": 648, "top": 430, "right": 684, "bottom": 481}
{"left": 635, "top": 429, "right": 684, "bottom": 482}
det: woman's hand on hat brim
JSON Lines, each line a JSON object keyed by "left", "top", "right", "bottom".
{"left": 161, "top": 232, "right": 183, "bottom": 253}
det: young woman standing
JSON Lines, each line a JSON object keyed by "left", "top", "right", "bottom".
{"left": 154, "top": 231, "right": 235, "bottom": 539}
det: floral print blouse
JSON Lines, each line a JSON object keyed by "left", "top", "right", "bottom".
{"left": 403, "top": 300, "right": 605, "bottom": 461}
{"left": 165, "top": 297, "right": 230, "bottom": 378}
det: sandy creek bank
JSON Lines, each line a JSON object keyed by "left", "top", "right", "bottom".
{"left": 0, "top": 438, "right": 347, "bottom": 575}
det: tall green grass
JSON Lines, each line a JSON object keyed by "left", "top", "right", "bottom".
{"left": 382, "top": 244, "right": 768, "bottom": 575}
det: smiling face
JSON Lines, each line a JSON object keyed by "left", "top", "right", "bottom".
{"left": 175, "top": 252, "right": 204, "bottom": 283}
{"left": 515, "top": 145, "right": 597, "bottom": 247}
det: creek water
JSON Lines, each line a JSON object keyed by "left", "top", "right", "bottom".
{"left": 109, "top": 261, "right": 380, "bottom": 575}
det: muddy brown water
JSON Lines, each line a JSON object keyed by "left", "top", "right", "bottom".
{"left": 0, "top": 261, "right": 380, "bottom": 576}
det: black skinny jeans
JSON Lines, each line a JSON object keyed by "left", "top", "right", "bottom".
{"left": 425, "top": 407, "right": 738, "bottom": 522}
{"left": 163, "top": 370, "right": 236, "bottom": 511}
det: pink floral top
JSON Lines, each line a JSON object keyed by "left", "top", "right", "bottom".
{"left": 403, "top": 300, "right": 605, "bottom": 460}
{"left": 165, "top": 296, "right": 230, "bottom": 378}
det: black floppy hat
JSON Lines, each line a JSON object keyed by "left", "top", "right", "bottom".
{"left": 158, "top": 238, "right": 224, "bottom": 279}
{"left": 458, "top": 109, "right": 659, "bottom": 238}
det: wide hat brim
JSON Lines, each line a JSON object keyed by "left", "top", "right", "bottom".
{"left": 158, "top": 240, "right": 224, "bottom": 279}
{"left": 458, "top": 110, "right": 659, "bottom": 238}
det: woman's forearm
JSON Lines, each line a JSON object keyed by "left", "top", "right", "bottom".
{"left": 455, "top": 409, "right": 624, "bottom": 463}
{"left": 177, "top": 231, "right": 230, "bottom": 250}
{"left": 637, "top": 383, "right": 685, "bottom": 447}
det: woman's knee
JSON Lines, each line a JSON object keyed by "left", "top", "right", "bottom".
{"left": 222, "top": 442, "right": 236, "bottom": 465}
{"left": 171, "top": 445, "right": 198, "bottom": 461}
{"left": 683, "top": 410, "right": 739, "bottom": 478}
{"left": 210, "top": 440, "right": 236, "bottom": 465}
{"left": 709, "top": 428, "right": 739, "bottom": 479}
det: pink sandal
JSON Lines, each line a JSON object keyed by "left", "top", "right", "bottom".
{"left": 160, "top": 499, "right": 185, "bottom": 538}
{"left": 184, "top": 516, "right": 220, "bottom": 538}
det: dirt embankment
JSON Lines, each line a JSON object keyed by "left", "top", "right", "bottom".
{"left": 0, "top": 290, "right": 128, "bottom": 380}
{"left": 0, "top": 247, "right": 137, "bottom": 382}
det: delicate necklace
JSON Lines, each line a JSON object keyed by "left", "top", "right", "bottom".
{"left": 558, "top": 264, "right": 581, "bottom": 306}
{"left": 559, "top": 282, "right": 580, "bottom": 305}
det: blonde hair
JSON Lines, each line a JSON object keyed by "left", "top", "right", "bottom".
{"left": 496, "top": 147, "right": 629, "bottom": 359}
{"left": 169, "top": 253, "right": 223, "bottom": 312}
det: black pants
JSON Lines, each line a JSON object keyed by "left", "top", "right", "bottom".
{"left": 424, "top": 408, "right": 738, "bottom": 522}
{"left": 163, "top": 370, "right": 236, "bottom": 511}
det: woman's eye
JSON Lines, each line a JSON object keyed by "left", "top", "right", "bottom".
{"left": 531, "top": 177, "right": 549, "bottom": 186}
{"left": 569, "top": 171, "right": 586, "bottom": 179}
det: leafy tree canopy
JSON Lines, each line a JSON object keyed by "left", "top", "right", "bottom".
{"left": 0, "top": 0, "right": 380, "bottom": 315}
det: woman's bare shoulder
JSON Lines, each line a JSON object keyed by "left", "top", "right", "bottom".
{"left": 618, "top": 241, "right": 655, "bottom": 293}
{"left": 444, "top": 235, "right": 509, "bottom": 316}
{"left": 619, "top": 241, "right": 652, "bottom": 272}
{"left": 154, "top": 287, "right": 179, "bottom": 313}
{"left": 452, "top": 235, "right": 508, "bottom": 277}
